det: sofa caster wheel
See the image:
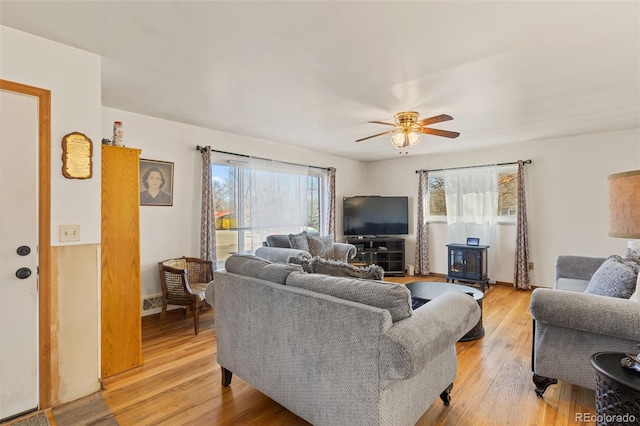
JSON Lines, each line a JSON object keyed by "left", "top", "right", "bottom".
{"left": 533, "top": 373, "right": 557, "bottom": 397}
{"left": 440, "top": 383, "right": 453, "bottom": 406}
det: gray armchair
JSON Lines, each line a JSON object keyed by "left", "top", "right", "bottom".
{"left": 255, "top": 232, "right": 356, "bottom": 263}
{"left": 530, "top": 255, "right": 640, "bottom": 396}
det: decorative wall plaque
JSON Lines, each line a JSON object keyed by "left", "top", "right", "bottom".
{"left": 62, "top": 132, "right": 93, "bottom": 179}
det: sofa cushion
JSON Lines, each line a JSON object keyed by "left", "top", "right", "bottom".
{"left": 555, "top": 277, "right": 589, "bottom": 293}
{"left": 584, "top": 255, "right": 638, "bottom": 298}
{"left": 285, "top": 272, "right": 412, "bottom": 322}
{"left": 225, "top": 254, "right": 303, "bottom": 284}
{"left": 163, "top": 258, "right": 186, "bottom": 269}
{"left": 288, "top": 231, "right": 310, "bottom": 252}
{"left": 311, "top": 257, "right": 385, "bottom": 280}
{"left": 189, "top": 282, "right": 209, "bottom": 301}
{"left": 265, "top": 234, "right": 292, "bottom": 248}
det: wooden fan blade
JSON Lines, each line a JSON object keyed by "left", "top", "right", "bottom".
{"left": 417, "top": 114, "right": 453, "bottom": 126}
{"left": 355, "top": 129, "right": 396, "bottom": 142}
{"left": 416, "top": 127, "right": 460, "bottom": 138}
{"left": 368, "top": 121, "right": 396, "bottom": 127}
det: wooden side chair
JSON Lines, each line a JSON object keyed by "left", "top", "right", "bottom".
{"left": 157, "top": 257, "right": 214, "bottom": 335}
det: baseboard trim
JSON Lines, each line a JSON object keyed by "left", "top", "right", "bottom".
{"left": 420, "top": 272, "right": 515, "bottom": 288}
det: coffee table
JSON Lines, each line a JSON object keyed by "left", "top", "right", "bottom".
{"left": 590, "top": 352, "right": 640, "bottom": 421}
{"left": 405, "top": 281, "right": 484, "bottom": 341}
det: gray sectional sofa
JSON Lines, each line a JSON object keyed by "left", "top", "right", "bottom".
{"left": 254, "top": 232, "right": 357, "bottom": 263}
{"left": 530, "top": 255, "right": 640, "bottom": 396}
{"left": 207, "top": 254, "right": 481, "bottom": 426}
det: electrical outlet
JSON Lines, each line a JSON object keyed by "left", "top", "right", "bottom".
{"left": 529, "top": 262, "right": 534, "bottom": 270}
{"left": 59, "top": 224, "right": 81, "bottom": 242}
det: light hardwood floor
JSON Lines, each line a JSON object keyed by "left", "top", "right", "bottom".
{"left": 49, "top": 277, "right": 596, "bottom": 426}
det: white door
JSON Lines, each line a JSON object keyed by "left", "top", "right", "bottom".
{"left": 0, "top": 89, "right": 39, "bottom": 420}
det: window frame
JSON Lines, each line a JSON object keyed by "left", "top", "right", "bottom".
{"left": 426, "top": 164, "right": 518, "bottom": 224}
{"left": 210, "top": 159, "right": 326, "bottom": 267}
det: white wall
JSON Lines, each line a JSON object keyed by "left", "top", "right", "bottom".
{"left": 366, "top": 128, "right": 640, "bottom": 287}
{"left": 102, "top": 107, "right": 368, "bottom": 301}
{"left": 1, "top": 26, "right": 102, "bottom": 403}
{"left": 1, "top": 26, "right": 103, "bottom": 245}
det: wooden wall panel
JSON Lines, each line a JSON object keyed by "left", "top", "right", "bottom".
{"left": 101, "top": 145, "right": 142, "bottom": 378}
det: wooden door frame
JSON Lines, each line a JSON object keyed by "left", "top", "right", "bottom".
{"left": 0, "top": 79, "right": 52, "bottom": 409}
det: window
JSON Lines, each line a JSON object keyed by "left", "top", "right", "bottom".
{"left": 212, "top": 161, "right": 323, "bottom": 268}
{"left": 427, "top": 165, "right": 518, "bottom": 221}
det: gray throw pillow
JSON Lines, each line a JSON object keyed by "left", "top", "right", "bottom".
{"left": 311, "top": 257, "right": 385, "bottom": 280}
{"left": 287, "top": 253, "right": 313, "bottom": 273}
{"left": 225, "top": 254, "right": 303, "bottom": 284}
{"left": 625, "top": 248, "right": 640, "bottom": 268}
{"left": 265, "top": 234, "right": 292, "bottom": 248}
{"left": 584, "top": 255, "right": 638, "bottom": 298}
{"left": 288, "top": 231, "right": 310, "bottom": 252}
{"left": 285, "top": 272, "right": 411, "bottom": 322}
{"left": 307, "top": 234, "right": 334, "bottom": 258}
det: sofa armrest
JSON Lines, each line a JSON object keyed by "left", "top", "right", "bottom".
{"left": 379, "top": 292, "right": 481, "bottom": 380}
{"left": 329, "top": 242, "right": 357, "bottom": 262}
{"left": 530, "top": 288, "right": 640, "bottom": 341}
{"left": 555, "top": 255, "right": 606, "bottom": 281}
{"left": 254, "top": 246, "right": 311, "bottom": 264}
{"left": 205, "top": 281, "right": 215, "bottom": 306}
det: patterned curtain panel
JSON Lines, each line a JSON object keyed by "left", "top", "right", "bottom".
{"left": 200, "top": 146, "right": 217, "bottom": 266}
{"left": 327, "top": 167, "right": 336, "bottom": 238}
{"left": 415, "top": 171, "right": 430, "bottom": 275}
{"left": 514, "top": 160, "right": 531, "bottom": 289}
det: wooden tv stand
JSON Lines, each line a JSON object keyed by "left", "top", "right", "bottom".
{"left": 344, "top": 236, "right": 405, "bottom": 276}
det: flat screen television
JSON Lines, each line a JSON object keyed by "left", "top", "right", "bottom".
{"left": 343, "top": 196, "right": 409, "bottom": 236}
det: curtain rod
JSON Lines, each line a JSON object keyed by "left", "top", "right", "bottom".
{"left": 415, "top": 159, "right": 532, "bottom": 174}
{"left": 196, "top": 145, "right": 331, "bottom": 171}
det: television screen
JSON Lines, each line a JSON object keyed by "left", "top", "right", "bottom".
{"left": 343, "top": 196, "right": 409, "bottom": 236}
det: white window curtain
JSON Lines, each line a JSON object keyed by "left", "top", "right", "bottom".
{"left": 444, "top": 165, "right": 498, "bottom": 279}
{"left": 247, "top": 157, "right": 309, "bottom": 249}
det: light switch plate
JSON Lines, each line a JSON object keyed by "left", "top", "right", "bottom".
{"left": 59, "top": 224, "right": 80, "bottom": 242}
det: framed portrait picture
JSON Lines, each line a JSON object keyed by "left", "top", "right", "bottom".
{"left": 139, "top": 159, "right": 174, "bottom": 206}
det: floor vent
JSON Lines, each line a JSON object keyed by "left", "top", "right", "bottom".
{"left": 142, "top": 295, "right": 163, "bottom": 311}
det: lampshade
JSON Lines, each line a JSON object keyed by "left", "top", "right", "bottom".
{"left": 390, "top": 130, "right": 421, "bottom": 149}
{"left": 608, "top": 170, "right": 640, "bottom": 238}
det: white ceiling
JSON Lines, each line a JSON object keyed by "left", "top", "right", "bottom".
{"left": 2, "top": 1, "right": 639, "bottom": 162}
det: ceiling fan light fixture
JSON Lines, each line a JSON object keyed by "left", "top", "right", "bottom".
{"left": 390, "top": 129, "right": 421, "bottom": 149}
{"left": 356, "top": 110, "right": 457, "bottom": 151}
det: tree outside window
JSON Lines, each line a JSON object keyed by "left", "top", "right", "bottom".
{"left": 211, "top": 163, "right": 322, "bottom": 268}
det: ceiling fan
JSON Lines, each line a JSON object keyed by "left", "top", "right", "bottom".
{"left": 355, "top": 111, "right": 460, "bottom": 150}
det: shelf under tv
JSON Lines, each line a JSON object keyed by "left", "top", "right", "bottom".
{"left": 344, "top": 236, "right": 405, "bottom": 277}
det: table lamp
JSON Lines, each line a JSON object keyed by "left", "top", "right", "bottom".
{"left": 609, "top": 170, "right": 640, "bottom": 249}
{"left": 609, "top": 170, "right": 640, "bottom": 307}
